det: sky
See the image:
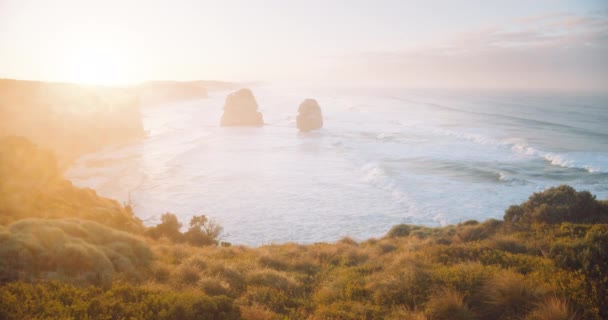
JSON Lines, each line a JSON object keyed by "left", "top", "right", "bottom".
{"left": 0, "top": 0, "right": 607, "bottom": 91}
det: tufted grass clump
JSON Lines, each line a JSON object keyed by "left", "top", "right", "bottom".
{"left": 478, "top": 272, "right": 547, "bottom": 320}
{"left": 425, "top": 287, "right": 476, "bottom": 320}
{"left": 525, "top": 297, "right": 579, "bottom": 320}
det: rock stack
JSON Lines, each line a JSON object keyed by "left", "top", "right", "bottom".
{"left": 220, "top": 88, "right": 264, "bottom": 126}
{"left": 296, "top": 99, "right": 323, "bottom": 132}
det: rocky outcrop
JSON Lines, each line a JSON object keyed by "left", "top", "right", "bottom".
{"left": 220, "top": 88, "right": 264, "bottom": 126}
{"left": 296, "top": 99, "right": 323, "bottom": 132}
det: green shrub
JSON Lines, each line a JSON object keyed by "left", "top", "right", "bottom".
{"left": 146, "top": 213, "right": 224, "bottom": 247}
{"left": 504, "top": 185, "right": 607, "bottom": 224}
{"left": 549, "top": 224, "right": 608, "bottom": 318}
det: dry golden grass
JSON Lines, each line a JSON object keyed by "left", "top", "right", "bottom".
{"left": 479, "top": 272, "right": 547, "bottom": 320}
{"left": 526, "top": 297, "right": 579, "bottom": 320}
{"left": 240, "top": 304, "right": 280, "bottom": 320}
{"left": 425, "top": 287, "right": 476, "bottom": 320}
{"left": 0, "top": 218, "right": 151, "bottom": 286}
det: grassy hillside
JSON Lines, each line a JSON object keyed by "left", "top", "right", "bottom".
{"left": 0, "top": 138, "right": 607, "bottom": 319}
{"left": 0, "top": 136, "right": 144, "bottom": 233}
{"left": 0, "top": 219, "right": 151, "bottom": 286}
{"left": 0, "top": 79, "right": 144, "bottom": 165}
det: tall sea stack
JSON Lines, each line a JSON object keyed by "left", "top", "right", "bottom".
{"left": 296, "top": 99, "right": 323, "bottom": 132}
{"left": 220, "top": 88, "right": 264, "bottom": 126}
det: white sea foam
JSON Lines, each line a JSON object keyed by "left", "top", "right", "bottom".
{"left": 498, "top": 172, "right": 508, "bottom": 181}
{"left": 432, "top": 127, "right": 607, "bottom": 174}
{"left": 65, "top": 87, "right": 608, "bottom": 245}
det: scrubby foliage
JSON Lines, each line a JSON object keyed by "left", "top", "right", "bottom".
{"left": 0, "top": 219, "right": 152, "bottom": 287}
{"left": 146, "top": 212, "right": 225, "bottom": 246}
{"left": 504, "top": 185, "right": 608, "bottom": 224}
{"left": 0, "top": 281, "right": 240, "bottom": 320}
{"left": 0, "top": 136, "right": 144, "bottom": 232}
{"left": 0, "top": 150, "right": 606, "bottom": 320}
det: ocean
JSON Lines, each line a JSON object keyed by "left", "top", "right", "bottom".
{"left": 65, "top": 86, "right": 608, "bottom": 245}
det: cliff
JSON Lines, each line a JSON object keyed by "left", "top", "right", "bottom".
{"left": 0, "top": 79, "right": 144, "bottom": 166}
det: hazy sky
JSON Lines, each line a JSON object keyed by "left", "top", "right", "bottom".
{"left": 1, "top": 0, "right": 607, "bottom": 91}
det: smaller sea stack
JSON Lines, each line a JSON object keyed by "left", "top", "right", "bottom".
{"left": 296, "top": 99, "right": 323, "bottom": 132}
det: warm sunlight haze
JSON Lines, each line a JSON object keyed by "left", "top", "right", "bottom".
{"left": 1, "top": 0, "right": 607, "bottom": 90}
{"left": 65, "top": 47, "right": 128, "bottom": 85}
{"left": 1, "top": 1, "right": 607, "bottom": 319}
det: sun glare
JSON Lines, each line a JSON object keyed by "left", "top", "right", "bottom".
{"left": 65, "top": 47, "right": 127, "bottom": 85}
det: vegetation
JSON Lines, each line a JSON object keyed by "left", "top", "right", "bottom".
{"left": 0, "top": 136, "right": 144, "bottom": 232}
{"left": 504, "top": 185, "right": 608, "bottom": 224}
{"left": 0, "top": 281, "right": 240, "bottom": 320}
{"left": 146, "top": 212, "right": 226, "bottom": 247}
{"left": 0, "top": 219, "right": 152, "bottom": 287}
{"left": 1, "top": 137, "right": 607, "bottom": 319}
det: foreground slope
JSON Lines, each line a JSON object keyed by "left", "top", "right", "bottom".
{"left": 0, "top": 138, "right": 607, "bottom": 319}
{"left": 0, "top": 136, "right": 144, "bottom": 232}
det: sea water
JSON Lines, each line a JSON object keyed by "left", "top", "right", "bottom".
{"left": 65, "top": 86, "right": 608, "bottom": 245}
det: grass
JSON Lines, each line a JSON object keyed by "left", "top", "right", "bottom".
{"left": 526, "top": 297, "right": 578, "bottom": 320}
{"left": 0, "top": 219, "right": 152, "bottom": 287}
{"left": 425, "top": 287, "right": 475, "bottom": 320}
{"left": 1, "top": 138, "right": 608, "bottom": 319}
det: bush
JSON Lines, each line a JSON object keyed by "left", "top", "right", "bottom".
{"left": 549, "top": 225, "right": 608, "bottom": 318}
{"left": 146, "top": 213, "right": 224, "bottom": 247}
{"left": 386, "top": 224, "right": 414, "bottom": 238}
{"left": 146, "top": 213, "right": 183, "bottom": 242}
{"left": 504, "top": 185, "right": 607, "bottom": 224}
{"left": 0, "top": 219, "right": 152, "bottom": 286}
